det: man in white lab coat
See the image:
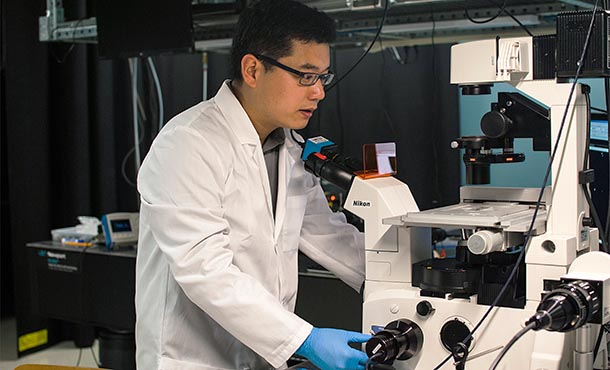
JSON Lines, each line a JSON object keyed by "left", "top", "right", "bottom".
{"left": 135, "top": 1, "right": 369, "bottom": 369}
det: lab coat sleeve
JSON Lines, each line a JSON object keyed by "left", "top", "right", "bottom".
{"left": 297, "top": 176, "right": 365, "bottom": 291}
{"left": 138, "top": 125, "right": 312, "bottom": 368}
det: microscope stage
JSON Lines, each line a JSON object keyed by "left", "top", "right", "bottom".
{"left": 385, "top": 202, "right": 546, "bottom": 233}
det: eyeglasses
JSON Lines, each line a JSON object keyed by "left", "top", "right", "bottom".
{"left": 252, "top": 53, "right": 334, "bottom": 87}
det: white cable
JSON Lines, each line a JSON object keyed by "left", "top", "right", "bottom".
{"left": 131, "top": 58, "right": 142, "bottom": 173}
{"left": 147, "top": 57, "right": 164, "bottom": 132}
{"left": 202, "top": 51, "right": 209, "bottom": 101}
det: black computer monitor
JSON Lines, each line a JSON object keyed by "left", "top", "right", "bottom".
{"left": 96, "top": 0, "right": 194, "bottom": 59}
{"left": 589, "top": 113, "right": 608, "bottom": 235}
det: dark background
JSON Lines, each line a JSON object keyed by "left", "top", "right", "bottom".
{"left": 1, "top": 0, "right": 460, "bottom": 355}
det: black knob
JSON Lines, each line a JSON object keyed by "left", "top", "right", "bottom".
{"left": 365, "top": 319, "right": 424, "bottom": 363}
{"left": 416, "top": 301, "right": 435, "bottom": 317}
{"left": 481, "top": 111, "right": 513, "bottom": 138}
{"left": 440, "top": 318, "right": 472, "bottom": 352}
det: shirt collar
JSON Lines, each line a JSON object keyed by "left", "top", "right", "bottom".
{"left": 262, "top": 128, "right": 286, "bottom": 153}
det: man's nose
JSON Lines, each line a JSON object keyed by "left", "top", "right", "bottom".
{"left": 310, "top": 79, "right": 325, "bottom": 100}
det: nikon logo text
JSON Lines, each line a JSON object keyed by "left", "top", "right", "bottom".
{"left": 47, "top": 252, "right": 67, "bottom": 260}
{"left": 352, "top": 200, "right": 371, "bottom": 207}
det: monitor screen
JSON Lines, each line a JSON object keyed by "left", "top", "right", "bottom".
{"left": 590, "top": 113, "right": 609, "bottom": 148}
{"left": 111, "top": 220, "right": 132, "bottom": 233}
{"left": 96, "top": 0, "right": 194, "bottom": 59}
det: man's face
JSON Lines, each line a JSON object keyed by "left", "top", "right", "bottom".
{"left": 255, "top": 41, "right": 330, "bottom": 131}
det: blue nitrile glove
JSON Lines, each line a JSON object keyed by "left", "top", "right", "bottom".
{"left": 295, "top": 327, "right": 372, "bottom": 370}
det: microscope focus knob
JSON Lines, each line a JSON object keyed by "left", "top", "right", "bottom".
{"left": 365, "top": 319, "right": 424, "bottom": 363}
{"left": 467, "top": 230, "right": 504, "bottom": 255}
{"left": 481, "top": 111, "right": 513, "bottom": 138}
{"left": 440, "top": 318, "right": 473, "bottom": 352}
{"left": 416, "top": 301, "right": 435, "bottom": 317}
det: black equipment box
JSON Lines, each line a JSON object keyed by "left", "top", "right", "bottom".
{"left": 556, "top": 10, "right": 610, "bottom": 78}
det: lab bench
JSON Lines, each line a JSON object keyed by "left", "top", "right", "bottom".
{"left": 25, "top": 242, "right": 362, "bottom": 369}
{"left": 26, "top": 241, "right": 136, "bottom": 370}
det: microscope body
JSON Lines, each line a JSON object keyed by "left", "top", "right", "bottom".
{"left": 348, "top": 36, "right": 603, "bottom": 369}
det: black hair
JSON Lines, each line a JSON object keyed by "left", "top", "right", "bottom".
{"left": 230, "top": 0, "right": 336, "bottom": 81}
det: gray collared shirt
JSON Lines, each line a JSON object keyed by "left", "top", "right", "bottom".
{"left": 262, "top": 128, "right": 286, "bottom": 217}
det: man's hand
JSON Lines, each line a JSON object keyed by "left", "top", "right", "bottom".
{"left": 295, "top": 327, "right": 372, "bottom": 370}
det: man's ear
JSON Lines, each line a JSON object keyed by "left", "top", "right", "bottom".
{"left": 241, "top": 54, "right": 261, "bottom": 88}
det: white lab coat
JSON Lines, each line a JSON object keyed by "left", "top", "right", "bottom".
{"left": 135, "top": 81, "right": 365, "bottom": 370}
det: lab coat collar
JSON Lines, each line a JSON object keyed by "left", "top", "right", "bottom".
{"left": 274, "top": 129, "right": 301, "bottom": 241}
{"left": 214, "top": 81, "right": 307, "bottom": 240}
{"left": 214, "top": 80, "right": 260, "bottom": 146}
{"left": 215, "top": 80, "right": 274, "bottom": 225}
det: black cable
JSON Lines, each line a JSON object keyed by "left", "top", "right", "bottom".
{"left": 583, "top": 183, "right": 609, "bottom": 251}
{"left": 465, "top": 0, "right": 533, "bottom": 37}
{"left": 325, "top": 0, "right": 390, "bottom": 92}
{"left": 464, "top": 0, "right": 506, "bottom": 24}
{"left": 434, "top": 4, "right": 600, "bottom": 369}
{"left": 593, "top": 324, "right": 605, "bottom": 366}
{"left": 433, "top": 211, "right": 531, "bottom": 369}
{"left": 75, "top": 347, "right": 83, "bottom": 366}
{"left": 488, "top": 322, "right": 537, "bottom": 370}
{"left": 365, "top": 352, "right": 387, "bottom": 370}
{"left": 591, "top": 106, "right": 607, "bottom": 113}
{"left": 452, "top": 342, "right": 469, "bottom": 370}
{"left": 499, "top": 7, "right": 534, "bottom": 37}
{"left": 605, "top": 79, "right": 610, "bottom": 245}
{"left": 290, "top": 129, "right": 305, "bottom": 148}
{"left": 583, "top": 92, "right": 609, "bottom": 252}
{"left": 90, "top": 345, "right": 101, "bottom": 367}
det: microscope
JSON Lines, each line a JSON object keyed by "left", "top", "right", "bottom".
{"left": 303, "top": 23, "right": 609, "bottom": 370}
